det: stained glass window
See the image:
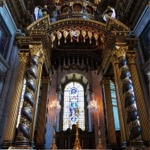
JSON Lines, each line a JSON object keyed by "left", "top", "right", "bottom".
{"left": 63, "top": 82, "right": 85, "bottom": 131}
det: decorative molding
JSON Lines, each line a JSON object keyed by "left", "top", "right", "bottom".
{"left": 113, "top": 46, "right": 128, "bottom": 58}
{"left": 29, "top": 45, "right": 43, "bottom": 57}
{"left": 27, "top": 15, "right": 50, "bottom": 30}
{"left": 18, "top": 52, "right": 29, "bottom": 63}
{"left": 127, "top": 53, "right": 137, "bottom": 64}
{"left": 106, "top": 16, "right": 130, "bottom": 31}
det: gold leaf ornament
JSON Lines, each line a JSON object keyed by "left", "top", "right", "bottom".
{"left": 75, "top": 30, "right": 80, "bottom": 42}
{"left": 50, "top": 33, "right": 55, "bottom": 47}
{"left": 94, "top": 32, "right": 99, "bottom": 45}
{"left": 63, "top": 30, "right": 69, "bottom": 43}
{"left": 56, "top": 31, "right": 62, "bottom": 45}
{"left": 88, "top": 31, "right": 92, "bottom": 44}
{"left": 81, "top": 30, "right": 86, "bottom": 42}
{"left": 70, "top": 30, "right": 74, "bottom": 42}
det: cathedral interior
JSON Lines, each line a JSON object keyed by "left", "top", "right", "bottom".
{"left": 0, "top": 0, "right": 149, "bottom": 149}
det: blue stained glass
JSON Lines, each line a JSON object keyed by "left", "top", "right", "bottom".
{"left": 70, "top": 102, "right": 78, "bottom": 108}
{"left": 71, "top": 88, "right": 77, "bottom": 94}
{"left": 70, "top": 115, "right": 78, "bottom": 123}
{"left": 63, "top": 82, "right": 85, "bottom": 131}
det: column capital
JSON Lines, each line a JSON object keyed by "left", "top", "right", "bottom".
{"left": 126, "top": 53, "right": 137, "bottom": 64}
{"left": 18, "top": 52, "right": 29, "bottom": 63}
{"left": 101, "top": 77, "right": 110, "bottom": 84}
{"left": 41, "top": 76, "right": 51, "bottom": 83}
{"left": 29, "top": 44, "right": 43, "bottom": 57}
{"left": 113, "top": 46, "right": 128, "bottom": 58}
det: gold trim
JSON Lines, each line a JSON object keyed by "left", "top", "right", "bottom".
{"left": 18, "top": 53, "right": 29, "bottom": 63}
{"left": 127, "top": 53, "right": 137, "bottom": 64}
{"left": 29, "top": 45, "right": 43, "bottom": 57}
{"left": 113, "top": 46, "right": 128, "bottom": 58}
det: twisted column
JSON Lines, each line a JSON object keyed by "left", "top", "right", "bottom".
{"left": 30, "top": 47, "right": 45, "bottom": 144}
{"left": 113, "top": 46, "right": 143, "bottom": 147}
{"left": 16, "top": 45, "right": 44, "bottom": 146}
{"left": 3, "top": 53, "right": 29, "bottom": 147}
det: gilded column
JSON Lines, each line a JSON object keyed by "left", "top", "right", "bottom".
{"left": 36, "top": 76, "right": 50, "bottom": 148}
{"left": 111, "top": 56, "right": 128, "bottom": 147}
{"left": 14, "top": 45, "right": 45, "bottom": 148}
{"left": 3, "top": 53, "right": 29, "bottom": 147}
{"left": 127, "top": 52, "right": 150, "bottom": 143}
{"left": 113, "top": 46, "right": 144, "bottom": 147}
{"left": 102, "top": 78, "right": 117, "bottom": 147}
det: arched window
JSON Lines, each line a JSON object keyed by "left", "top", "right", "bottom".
{"left": 63, "top": 82, "right": 85, "bottom": 131}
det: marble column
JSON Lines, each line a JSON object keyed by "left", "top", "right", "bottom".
{"left": 102, "top": 78, "right": 117, "bottom": 147}
{"left": 114, "top": 46, "right": 144, "bottom": 147}
{"left": 14, "top": 45, "right": 45, "bottom": 148}
{"left": 127, "top": 52, "right": 150, "bottom": 144}
{"left": 2, "top": 53, "right": 29, "bottom": 148}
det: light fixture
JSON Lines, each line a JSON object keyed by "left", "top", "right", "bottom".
{"left": 87, "top": 98, "right": 98, "bottom": 112}
{"left": 87, "top": 94, "right": 100, "bottom": 126}
{"left": 49, "top": 99, "right": 61, "bottom": 126}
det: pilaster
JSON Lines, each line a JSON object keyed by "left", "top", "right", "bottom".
{"left": 127, "top": 52, "right": 150, "bottom": 144}
{"left": 2, "top": 53, "right": 29, "bottom": 148}
{"left": 102, "top": 78, "right": 117, "bottom": 147}
{"left": 36, "top": 76, "right": 50, "bottom": 148}
{"left": 111, "top": 56, "right": 128, "bottom": 147}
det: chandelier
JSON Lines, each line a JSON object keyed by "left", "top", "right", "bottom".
{"left": 49, "top": 99, "right": 61, "bottom": 110}
{"left": 49, "top": 99, "right": 61, "bottom": 126}
{"left": 87, "top": 99, "right": 98, "bottom": 112}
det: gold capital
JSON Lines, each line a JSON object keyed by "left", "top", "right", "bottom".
{"left": 18, "top": 52, "right": 29, "bottom": 63}
{"left": 29, "top": 45, "right": 43, "bottom": 57}
{"left": 127, "top": 53, "right": 137, "bottom": 64}
{"left": 113, "top": 46, "right": 128, "bottom": 58}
